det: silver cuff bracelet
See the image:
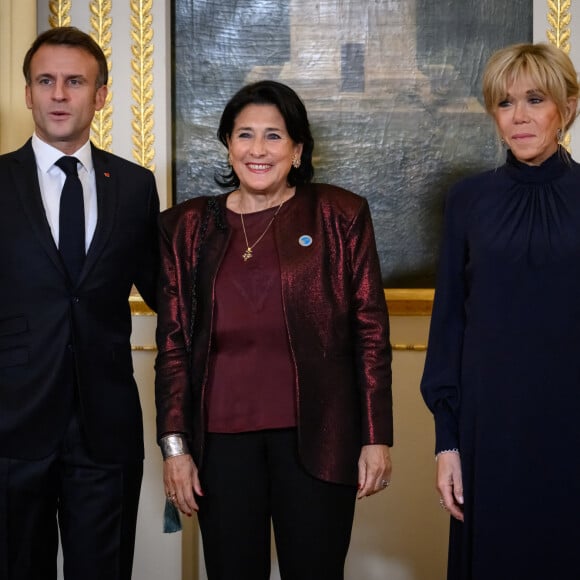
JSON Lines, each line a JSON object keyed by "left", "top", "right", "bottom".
{"left": 160, "top": 434, "right": 190, "bottom": 460}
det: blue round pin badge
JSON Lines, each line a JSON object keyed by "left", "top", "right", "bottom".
{"left": 298, "top": 235, "right": 313, "bottom": 247}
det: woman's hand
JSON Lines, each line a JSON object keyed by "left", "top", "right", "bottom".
{"left": 164, "top": 454, "right": 203, "bottom": 516}
{"left": 436, "top": 452, "right": 464, "bottom": 521}
{"left": 357, "top": 444, "right": 392, "bottom": 499}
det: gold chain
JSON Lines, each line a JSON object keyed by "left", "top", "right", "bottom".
{"left": 239, "top": 201, "right": 285, "bottom": 261}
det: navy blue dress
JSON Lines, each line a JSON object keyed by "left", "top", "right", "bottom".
{"left": 421, "top": 148, "right": 580, "bottom": 580}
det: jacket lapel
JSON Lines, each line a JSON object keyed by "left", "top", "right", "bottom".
{"left": 78, "top": 144, "right": 117, "bottom": 284}
{"left": 11, "top": 140, "right": 68, "bottom": 278}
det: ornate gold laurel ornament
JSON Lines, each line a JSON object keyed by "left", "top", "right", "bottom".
{"left": 48, "top": 0, "right": 71, "bottom": 28}
{"left": 130, "top": 0, "right": 155, "bottom": 171}
{"left": 90, "top": 0, "right": 113, "bottom": 151}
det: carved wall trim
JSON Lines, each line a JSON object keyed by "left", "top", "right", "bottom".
{"left": 129, "top": 0, "right": 155, "bottom": 171}
{"left": 48, "top": 0, "right": 71, "bottom": 27}
{"left": 89, "top": 0, "right": 113, "bottom": 150}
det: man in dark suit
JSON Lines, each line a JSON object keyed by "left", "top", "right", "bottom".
{"left": 0, "top": 27, "right": 159, "bottom": 579}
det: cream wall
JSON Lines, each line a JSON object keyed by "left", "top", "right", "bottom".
{"left": 0, "top": 0, "right": 35, "bottom": 151}
{"left": 0, "top": 2, "right": 575, "bottom": 580}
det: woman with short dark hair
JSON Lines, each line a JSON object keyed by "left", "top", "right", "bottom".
{"left": 155, "top": 80, "right": 393, "bottom": 580}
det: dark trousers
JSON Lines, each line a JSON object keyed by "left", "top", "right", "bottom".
{"left": 0, "top": 414, "right": 143, "bottom": 580}
{"left": 197, "top": 428, "right": 357, "bottom": 580}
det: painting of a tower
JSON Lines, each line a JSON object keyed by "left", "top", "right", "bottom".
{"left": 174, "top": 0, "right": 532, "bottom": 286}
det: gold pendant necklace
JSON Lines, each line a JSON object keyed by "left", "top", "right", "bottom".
{"left": 240, "top": 200, "right": 285, "bottom": 261}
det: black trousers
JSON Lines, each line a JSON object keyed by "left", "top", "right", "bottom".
{"left": 197, "top": 428, "right": 357, "bottom": 580}
{"left": 0, "top": 413, "right": 143, "bottom": 580}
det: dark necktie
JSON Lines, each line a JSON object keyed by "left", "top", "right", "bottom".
{"left": 56, "top": 156, "right": 85, "bottom": 282}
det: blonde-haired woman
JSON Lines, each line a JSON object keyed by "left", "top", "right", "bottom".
{"left": 422, "top": 43, "right": 580, "bottom": 579}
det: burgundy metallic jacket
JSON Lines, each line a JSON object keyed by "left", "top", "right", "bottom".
{"left": 155, "top": 183, "right": 392, "bottom": 485}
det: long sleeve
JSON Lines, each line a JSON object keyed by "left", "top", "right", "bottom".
{"left": 421, "top": 186, "right": 468, "bottom": 453}
{"left": 154, "top": 214, "right": 194, "bottom": 440}
{"left": 347, "top": 199, "right": 393, "bottom": 446}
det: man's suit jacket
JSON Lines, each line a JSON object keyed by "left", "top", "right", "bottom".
{"left": 0, "top": 140, "right": 159, "bottom": 462}
{"left": 155, "top": 184, "right": 392, "bottom": 485}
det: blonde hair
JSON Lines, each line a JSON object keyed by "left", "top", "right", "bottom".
{"left": 482, "top": 43, "right": 579, "bottom": 131}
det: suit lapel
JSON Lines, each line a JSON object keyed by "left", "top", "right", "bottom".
{"left": 79, "top": 144, "right": 117, "bottom": 284}
{"left": 11, "top": 141, "right": 68, "bottom": 278}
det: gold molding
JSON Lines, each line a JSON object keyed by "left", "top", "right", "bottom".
{"left": 391, "top": 342, "right": 427, "bottom": 352}
{"left": 130, "top": 342, "right": 428, "bottom": 352}
{"left": 129, "top": 290, "right": 431, "bottom": 352}
{"left": 129, "top": 289, "right": 434, "bottom": 318}
{"left": 384, "top": 289, "right": 433, "bottom": 316}
{"left": 130, "top": 0, "right": 155, "bottom": 171}
{"left": 48, "top": 0, "right": 71, "bottom": 28}
{"left": 90, "top": 0, "right": 113, "bottom": 151}
{"left": 129, "top": 295, "right": 156, "bottom": 316}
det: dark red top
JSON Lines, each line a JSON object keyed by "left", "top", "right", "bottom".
{"left": 206, "top": 204, "right": 297, "bottom": 433}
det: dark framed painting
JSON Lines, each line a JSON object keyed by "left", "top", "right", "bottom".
{"left": 172, "top": 0, "right": 532, "bottom": 288}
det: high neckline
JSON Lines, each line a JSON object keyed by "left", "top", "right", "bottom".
{"left": 505, "top": 147, "right": 572, "bottom": 184}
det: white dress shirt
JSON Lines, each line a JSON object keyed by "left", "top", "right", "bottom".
{"left": 31, "top": 133, "right": 98, "bottom": 251}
